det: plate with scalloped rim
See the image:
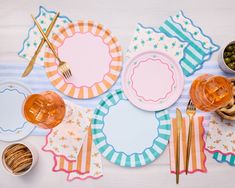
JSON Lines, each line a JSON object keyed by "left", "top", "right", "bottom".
{"left": 44, "top": 20, "right": 123, "bottom": 99}
{"left": 0, "top": 80, "right": 35, "bottom": 142}
{"left": 122, "top": 50, "right": 184, "bottom": 111}
{"left": 92, "top": 89, "right": 171, "bottom": 167}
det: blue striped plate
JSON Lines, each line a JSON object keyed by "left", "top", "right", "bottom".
{"left": 92, "top": 89, "right": 171, "bottom": 167}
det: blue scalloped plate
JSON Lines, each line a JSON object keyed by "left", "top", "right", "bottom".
{"left": 0, "top": 80, "right": 35, "bottom": 142}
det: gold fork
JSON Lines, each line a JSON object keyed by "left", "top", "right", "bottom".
{"left": 31, "top": 15, "right": 72, "bottom": 79}
{"left": 185, "top": 99, "right": 196, "bottom": 175}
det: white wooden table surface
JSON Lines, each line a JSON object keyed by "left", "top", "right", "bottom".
{"left": 1, "top": 0, "right": 235, "bottom": 187}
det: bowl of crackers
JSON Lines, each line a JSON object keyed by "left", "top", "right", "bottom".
{"left": 1, "top": 142, "right": 38, "bottom": 176}
{"left": 216, "top": 78, "right": 235, "bottom": 120}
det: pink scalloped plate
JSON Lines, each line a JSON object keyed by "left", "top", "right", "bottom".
{"left": 122, "top": 50, "right": 184, "bottom": 111}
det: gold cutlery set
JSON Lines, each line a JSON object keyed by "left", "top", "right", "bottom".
{"left": 22, "top": 13, "right": 72, "bottom": 79}
{"left": 175, "top": 100, "right": 196, "bottom": 184}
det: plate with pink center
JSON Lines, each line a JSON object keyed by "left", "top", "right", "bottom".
{"left": 44, "top": 21, "right": 122, "bottom": 99}
{"left": 122, "top": 50, "right": 184, "bottom": 111}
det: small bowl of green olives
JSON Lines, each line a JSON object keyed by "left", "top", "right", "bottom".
{"left": 219, "top": 41, "right": 235, "bottom": 74}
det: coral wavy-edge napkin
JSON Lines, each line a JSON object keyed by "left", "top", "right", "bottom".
{"left": 170, "top": 116, "right": 207, "bottom": 174}
{"left": 42, "top": 101, "right": 103, "bottom": 181}
{"left": 42, "top": 100, "right": 92, "bottom": 161}
{"left": 52, "top": 126, "right": 103, "bottom": 181}
{"left": 52, "top": 126, "right": 93, "bottom": 174}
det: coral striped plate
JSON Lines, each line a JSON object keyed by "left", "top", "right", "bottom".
{"left": 44, "top": 21, "right": 123, "bottom": 99}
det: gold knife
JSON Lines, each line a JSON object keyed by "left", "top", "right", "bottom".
{"left": 176, "top": 108, "right": 182, "bottom": 184}
{"left": 21, "top": 12, "right": 60, "bottom": 77}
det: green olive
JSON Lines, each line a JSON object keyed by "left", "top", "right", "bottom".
{"left": 224, "top": 52, "right": 230, "bottom": 57}
{"left": 228, "top": 62, "right": 235, "bottom": 70}
{"left": 225, "top": 57, "right": 231, "bottom": 64}
{"left": 227, "top": 63, "right": 234, "bottom": 69}
{"left": 226, "top": 52, "right": 232, "bottom": 57}
{"left": 232, "top": 51, "right": 235, "bottom": 55}
{"left": 231, "top": 55, "right": 235, "bottom": 61}
{"left": 231, "top": 64, "right": 235, "bottom": 70}
{"left": 224, "top": 52, "right": 228, "bottom": 57}
{"left": 226, "top": 45, "right": 234, "bottom": 52}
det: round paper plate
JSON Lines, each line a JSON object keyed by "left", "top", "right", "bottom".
{"left": 92, "top": 89, "right": 171, "bottom": 167}
{"left": 0, "top": 81, "right": 35, "bottom": 142}
{"left": 44, "top": 21, "right": 123, "bottom": 99}
{"left": 122, "top": 50, "right": 184, "bottom": 111}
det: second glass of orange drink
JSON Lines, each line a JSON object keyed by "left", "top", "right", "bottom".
{"left": 190, "top": 74, "right": 233, "bottom": 112}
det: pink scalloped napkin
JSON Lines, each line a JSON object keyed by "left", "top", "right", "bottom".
{"left": 52, "top": 127, "right": 103, "bottom": 181}
{"left": 206, "top": 114, "right": 235, "bottom": 155}
{"left": 170, "top": 116, "right": 207, "bottom": 174}
{"left": 42, "top": 101, "right": 103, "bottom": 181}
{"left": 42, "top": 100, "right": 92, "bottom": 161}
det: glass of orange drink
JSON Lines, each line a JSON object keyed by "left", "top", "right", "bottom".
{"left": 23, "top": 91, "right": 65, "bottom": 129}
{"left": 190, "top": 74, "right": 233, "bottom": 112}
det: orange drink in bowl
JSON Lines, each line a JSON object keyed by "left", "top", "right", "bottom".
{"left": 190, "top": 74, "right": 233, "bottom": 112}
{"left": 23, "top": 91, "right": 65, "bottom": 129}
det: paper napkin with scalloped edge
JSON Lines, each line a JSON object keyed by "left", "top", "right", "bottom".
{"left": 52, "top": 126, "right": 103, "bottom": 181}
{"left": 18, "top": 6, "right": 72, "bottom": 66}
{"left": 171, "top": 10, "right": 220, "bottom": 53}
{"left": 213, "top": 152, "right": 235, "bottom": 167}
{"left": 159, "top": 10, "right": 220, "bottom": 76}
{"left": 67, "top": 141, "right": 103, "bottom": 181}
{"left": 206, "top": 114, "right": 235, "bottom": 155}
{"left": 170, "top": 116, "right": 207, "bottom": 174}
{"left": 126, "top": 23, "right": 188, "bottom": 64}
{"left": 42, "top": 100, "right": 92, "bottom": 161}
{"left": 52, "top": 126, "right": 92, "bottom": 174}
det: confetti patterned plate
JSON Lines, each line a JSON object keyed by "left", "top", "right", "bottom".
{"left": 92, "top": 89, "right": 171, "bottom": 167}
{"left": 0, "top": 81, "right": 35, "bottom": 142}
{"left": 122, "top": 50, "right": 184, "bottom": 111}
{"left": 44, "top": 21, "right": 123, "bottom": 99}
